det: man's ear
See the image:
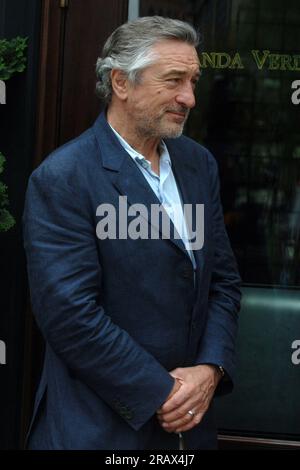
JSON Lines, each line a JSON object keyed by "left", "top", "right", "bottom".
{"left": 110, "top": 69, "right": 129, "bottom": 100}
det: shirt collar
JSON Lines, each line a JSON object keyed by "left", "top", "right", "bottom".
{"left": 109, "top": 124, "right": 171, "bottom": 169}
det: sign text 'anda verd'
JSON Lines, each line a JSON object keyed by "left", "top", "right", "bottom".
{"left": 200, "top": 50, "right": 300, "bottom": 71}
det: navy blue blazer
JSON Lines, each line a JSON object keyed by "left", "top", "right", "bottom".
{"left": 23, "top": 112, "right": 241, "bottom": 450}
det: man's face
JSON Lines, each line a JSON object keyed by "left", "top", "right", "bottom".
{"left": 125, "top": 40, "right": 200, "bottom": 139}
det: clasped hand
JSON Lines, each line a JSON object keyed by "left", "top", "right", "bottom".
{"left": 156, "top": 364, "right": 221, "bottom": 434}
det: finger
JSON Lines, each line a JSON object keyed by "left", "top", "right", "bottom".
{"left": 169, "top": 369, "right": 184, "bottom": 381}
{"left": 175, "top": 412, "right": 205, "bottom": 433}
{"left": 158, "top": 390, "right": 210, "bottom": 422}
{"left": 160, "top": 383, "right": 212, "bottom": 417}
{"left": 174, "top": 419, "right": 201, "bottom": 433}
{"left": 160, "top": 406, "right": 205, "bottom": 431}
{"left": 158, "top": 385, "right": 191, "bottom": 414}
{"left": 164, "top": 410, "right": 206, "bottom": 434}
{"left": 161, "top": 414, "right": 192, "bottom": 432}
{"left": 157, "top": 400, "right": 198, "bottom": 423}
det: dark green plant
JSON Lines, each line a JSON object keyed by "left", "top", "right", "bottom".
{"left": 0, "top": 36, "right": 28, "bottom": 80}
{"left": 0, "top": 37, "right": 27, "bottom": 231}
{"left": 0, "top": 152, "right": 15, "bottom": 231}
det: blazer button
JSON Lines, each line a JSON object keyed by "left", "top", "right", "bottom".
{"left": 125, "top": 411, "right": 134, "bottom": 420}
{"left": 182, "top": 267, "right": 193, "bottom": 280}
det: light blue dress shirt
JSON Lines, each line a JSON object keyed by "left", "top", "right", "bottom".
{"left": 110, "top": 125, "right": 196, "bottom": 269}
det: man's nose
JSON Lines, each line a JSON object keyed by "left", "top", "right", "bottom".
{"left": 175, "top": 82, "right": 196, "bottom": 109}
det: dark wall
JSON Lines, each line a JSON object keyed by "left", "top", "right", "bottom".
{"left": 0, "top": 0, "right": 41, "bottom": 450}
{"left": 0, "top": 0, "right": 130, "bottom": 450}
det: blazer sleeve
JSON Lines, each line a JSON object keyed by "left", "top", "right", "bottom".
{"left": 196, "top": 150, "right": 242, "bottom": 395}
{"left": 23, "top": 162, "right": 174, "bottom": 431}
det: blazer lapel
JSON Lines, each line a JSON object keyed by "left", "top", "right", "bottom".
{"left": 93, "top": 112, "right": 189, "bottom": 259}
{"left": 165, "top": 138, "right": 206, "bottom": 274}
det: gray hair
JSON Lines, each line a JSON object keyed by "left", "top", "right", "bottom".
{"left": 95, "top": 16, "right": 199, "bottom": 103}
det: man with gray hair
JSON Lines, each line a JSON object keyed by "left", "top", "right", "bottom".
{"left": 23, "top": 16, "right": 241, "bottom": 450}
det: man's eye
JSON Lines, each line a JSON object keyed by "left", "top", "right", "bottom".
{"left": 166, "top": 78, "right": 180, "bottom": 84}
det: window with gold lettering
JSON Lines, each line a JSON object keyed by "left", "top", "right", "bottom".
{"left": 140, "top": 0, "right": 300, "bottom": 445}
{"left": 141, "top": 0, "right": 300, "bottom": 288}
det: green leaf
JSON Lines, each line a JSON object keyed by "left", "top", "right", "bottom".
{"left": 0, "top": 152, "right": 5, "bottom": 175}
{"left": 0, "top": 208, "right": 15, "bottom": 231}
{"left": 0, "top": 152, "right": 15, "bottom": 231}
{"left": 0, "top": 36, "right": 28, "bottom": 81}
